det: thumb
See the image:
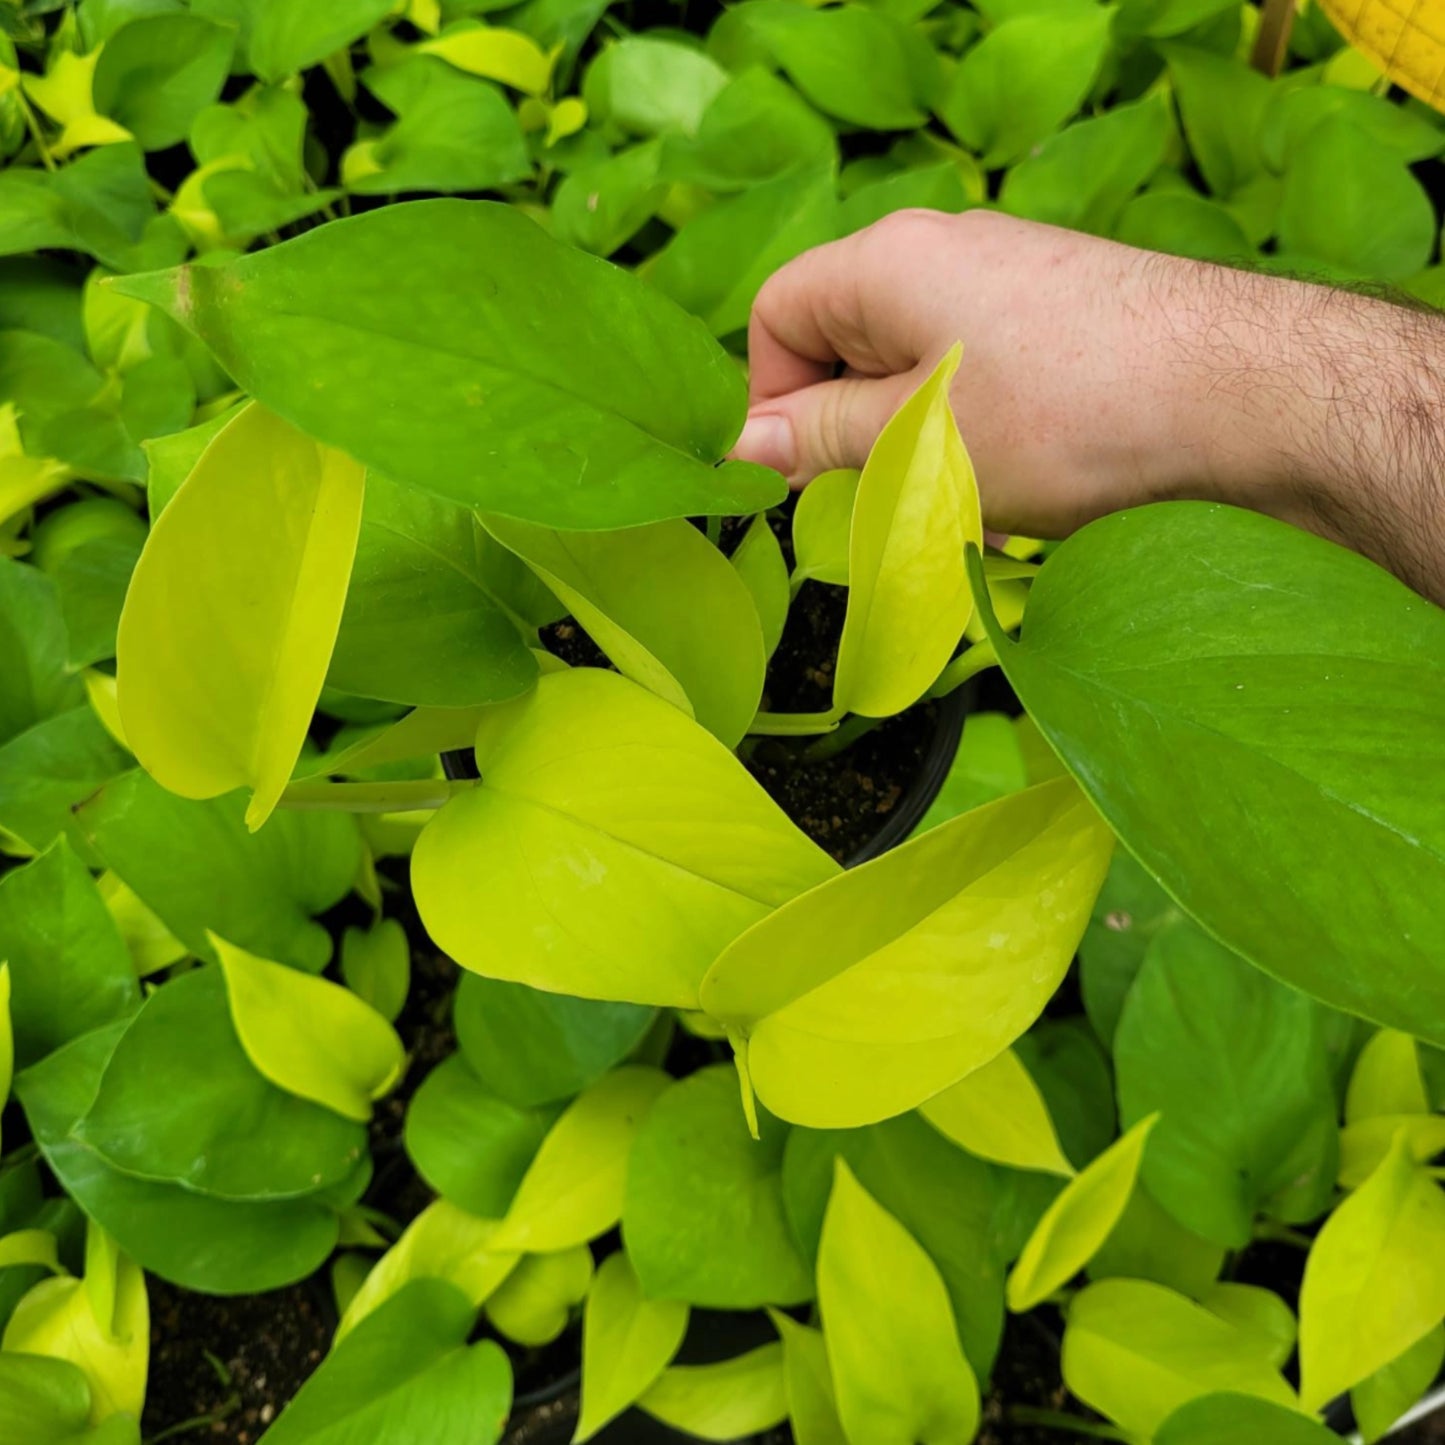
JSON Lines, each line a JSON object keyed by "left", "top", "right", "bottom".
{"left": 730, "top": 373, "right": 912, "bottom": 485}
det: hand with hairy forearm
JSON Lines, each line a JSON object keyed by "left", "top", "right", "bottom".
{"left": 731, "top": 209, "right": 1445, "bottom": 605}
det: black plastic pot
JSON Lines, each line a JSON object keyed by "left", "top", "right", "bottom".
{"left": 442, "top": 681, "right": 971, "bottom": 866}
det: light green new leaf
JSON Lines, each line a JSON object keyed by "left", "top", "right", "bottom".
{"left": 1201, "top": 1283, "right": 1297, "bottom": 1371}
{"left": 246, "top": 0, "right": 398, "bottom": 83}
{"left": 484, "top": 1244, "right": 593, "bottom": 1347}
{"left": 834, "top": 345, "right": 981, "bottom": 718}
{"left": 1162, "top": 46, "right": 1271, "bottom": 201}
{"left": 791, "top": 469, "right": 858, "bottom": 590}
{"left": 414, "top": 669, "right": 837, "bottom": 1009}
{"left": 340, "top": 918, "right": 409, "bottom": 1024}
{"left": 731, "top": 515, "right": 789, "bottom": 661}
{"left": 337, "top": 1201, "right": 519, "bottom": 1342}
{"left": 1298, "top": 1134, "right": 1445, "bottom": 1409}
{"left": 1063, "top": 1279, "right": 1298, "bottom": 1440}
{"left": 110, "top": 202, "right": 783, "bottom": 531}
{"left": 418, "top": 24, "right": 555, "bottom": 94}
{"left": 1339, "top": 1114, "right": 1445, "bottom": 1190}
{"left": 1156, "top": 1394, "right": 1340, "bottom": 1445}
{"left": 1353, "top": 1324, "right": 1445, "bottom": 1443}
{"left": 770, "top": 1312, "right": 845, "bottom": 1445}
{"left": 638, "top": 1343, "right": 789, "bottom": 1441}
{"left": 116, "top": 403, "right": 364, "bottom": 830}
{"left": 622, "top": 1066, "right": 811, "bottom": 1309}
{"left": 1007, "top": 1115, "right": 1157, "bottom": 1312}
{"left": 575, "top": 1252, "right": 689, "bottom": 1442}
{"left": 969, "top": 502, "right": 1445, "bottom": 1047}
{"left": 0, "top": 556, "right": 82, "bottom": 748}
{"left": 1347, "top": 1030, "right": 1430, "bottom": 1124}
{"left": 819, "top": 1161, "right": 979, "bottom": 1445}
{"left": 214, "top": 934, "right": 404, "bottom": 1124}
{"left": 939, "top": 8, "right": 1111, "bottom": 168}
{"left": 262, "top": 1280, "right": 512, "bottom": 1445}
{"left": 583, "top": 36, "right": 729, "bottom": 137}
{"left": 490, "top": 1066, "right": 670, "bottom": 1253}
{"left": 3, "top": 1223, "right": 147, "bottom": 1423}
{"left": 484, "top": 516, "right": 764, "bottom": 746}
{"left": 700, "top": 777, "right": 1113, "bottom": 1129}
{"left": 920, "top": 1049, "right": 1075, "bottom": 1177}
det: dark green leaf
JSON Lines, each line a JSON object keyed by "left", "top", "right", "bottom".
{"left": 50, "top": 534, "right": 143, "bottom": 669}
{"left": 0, "top": 557, "right": 81, "bottom": 746}
{"left": 971, "top": 503, "right": 1445, "bottom": 1045}
{"left": 1154, "top": 1393, "right": 1343, "bottom": 1444}
{"left": 623, "top": 1065, "right": 812, "bottom": 1309}
{"left": 551, "top": 141, "right": 668, "bottom": 258}
{"left": 838, "top": 162, "right": 971, "bottom": 235}
{"left": 246, "top": 0, "right": 398, "bottom": 83}
{"left": 1163, "top": 45, "right": 1270, "bottom": 199}
{"left": 1113, "top": 190, "right": 1253, "bottom": 262}
{"left": 1015, "top": 1018, "right": 1116, "bottom": 1170}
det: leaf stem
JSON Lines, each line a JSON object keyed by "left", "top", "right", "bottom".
{"left": 145, "top": 1394, "right": 241, "bottom": 1444}
{"left": 926, "top": 638, "right": 998, "bottom": 699}
{"left": 16, "top": 89, "right": 55, "bottom": 172}
{"left": 1005, "top": 1407, "right": 1129, "bottom": 1441}
{"left": 748, "top": 705, "right": 844, "bottom": 737}
{"left": 802, "top": 712, "right": 879, "bottom": 761}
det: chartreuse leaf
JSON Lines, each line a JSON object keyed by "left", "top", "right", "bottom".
{"left": 1339, "top": 1114, "right": 1445, "bottom": 1190}
{"left": 338, "top": 1202, "right": 518, "bottom": 1342}
{"left": 262, "top": 1280, "right": 512, "bottom": 1445}
{"left": 920, "top": 1049, "right": 1075, "bottom": 1177}
{"left": 1007, "top": 1115, "right": 1157, "bottom": 1312}
{"left": 116, "top": 402, "right": 365, "bottom": 830}
{"left": 791, "top": 469, "right": 858, "bottom": 590}
{"left": 576, "top": 1252, "right": 689, "bottom": 1442}
{"left": 78, "top": 772, "right": 360, "bottom": 974}
{"left": 418, "top": 23, "right": 555, "bottom": 95}
{"left": 770, "top": 1312, "right": 845, "bottom": 1445}
{"left": 1063, "top": 1279, "right": 1298, "bottom": 1440}
{"left": 490, "top": 1067, "right": 670, "bottom": 1253}
{"left": 1201, "top": 1283, "right": 1296, "bottom": 1370}
{"left": 3, "top": 1221, "right": 146, "bottom": 1423}
{"left": 1347, "top": 1029, "right": 1430, "bottom": 1122}
{"left": 484, "top": 1244, "right": 593, "bottom": 1346}
{"left": 214, "top": 934, "right": 404, "bottom": 1124}
{"left": 700, "top": 777, "right": 1112, "bottom": 1129}
{"left": 74, "top": 968, "right": 366, "bottom": 1203}
{"left": 622, "top": 1066, "right": 811, "bottom": 1309}
{"left": 1154, "top": 1394, "right": 1342, "bottom": 1445}
{"left": 0, "top": 1353, "right": 103, "bottom": 1445}
{"left": 1115, "top": 922, "right": 1338, "bottom": 1248}
{"left": 340, "top": 918, "right": 409, "bottom": 1024}
{"left": 16, "top": 1023, "right": 345, "bottom": 1295}
{"left": 1298, "top": 1134, "right": 1445, "bottom": 1409}
{"left": 731, "top": 515, "right": 789, "bottom": 660}
{"left": 414, "top": 670, "right": 837, "bottom": 1009}
{"left": 818, "top": 1161, "right": 979, "bottom": 1444}
{"left": 638, "top": 1343, "right": 788, "bottom": 1441}
{"left": 833, "top": 345, "right": 981, "bottom": 718}
{"left": 110, "top": 202, "right": 783, "bottom": 531}
{"left": 0, "top": 838, "right": 139, "bottom": 1069}
{"left": 1353, "top": 1324, "right": 1445, "bottom": 1443}
{"left": 969, "top": 502, "right": 1445, "bottom": 1046}
{"left": 583, "top": 36, "right": 729, "bottom": 137}
{"left": 484, "top": 516, "right": 765, "bottom": 747}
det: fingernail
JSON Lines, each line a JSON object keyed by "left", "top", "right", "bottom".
{"left": 734, "top": 412, "right": 796, "bottom": 477}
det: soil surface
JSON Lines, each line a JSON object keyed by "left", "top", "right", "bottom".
{"left": 141, "top": 1278, "right": 332, "bottom": 1443}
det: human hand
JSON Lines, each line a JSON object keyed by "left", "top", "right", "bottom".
{"left": 730, "top": 209, "right": 1438, "bottom": 571}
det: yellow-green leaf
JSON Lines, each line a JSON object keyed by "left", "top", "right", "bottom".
{"left": 418, "top": 24, "right": 555, "bottom": 95}
{"left": 638, "top": 1343, "right": 789, "bottom": 1441}
{"left": 1346, "top": 1029, "right": 1430, "bottom": 1124}
{"left": 1201, "top": 1283, "right": 1297, "bottom": 1371}
{"left": 1353, "top": 1324, "right": 1445, "bottom": 1444}
{"left": 214, "top": 933, "right": 405, "bottom": 1123}
{"left": 0, "top": 1229, "right": 60, "bottom": 1272}
{"left": 791, "top": 468, "right": 858, "bottom": 590}
{"left": 414, "top": 670, "right": 838, "bottom": 1009}
{"left": 920, "top": 1048, "right": 1075, "bottom": 1178}
{"left": 770, "top": 1311, "right": 845, "bottom": 1445}
{"left": 22, "top": 48, "right": 131, "bottom": 155}
{"left": 490, "top": 1066, "right": 670, "bottom": 1253}
{"left": 116, "top": 403, "right": 365, "bottom": 830}
{"left": 339, "top": 917, "right": 409, "bottom": 1025}
{"left": 818, "top": 1160, "right": 979, "bottom": 1444}
{"left": 1299, "top": 1133, "right": 1445, "bottom": 1410}
{"left": 484, "top": 1244, "right": 594, "bottom": 1347}
{"left": 1339, "top": 1114, "right": 1445, "bottom": 1189}
{"left": 576, "top": 1252, "right": 689, "bottom": 1442}
{"left": 2, "top": 1223, "right": 147, "bottom": 1423}
{"left": 483, "top": 516, "right": 765, "bottom": 746}
{"left": 700, "top": 777, "right": 1113, "bottom": 1129}
{"left": 97, "top": 873, "right": 186, "bottom": 976}
{"left": 1062, "top": 1278, "right": 1298, "bottom": 1440}
{"left": 1008, "top": 1115, "right": 1158, "bottom": 1312}
{"left": 833, "top": 345, "right": 981, "bottom": 718}
{"left": 337, "top": 1199, "right": 519, "bottom": 1342}
{"left": 731, "top": 514, "right": 789, "bottom": 660}
{"left": 0, "top": 962, "right": 10, "bottom": 1145}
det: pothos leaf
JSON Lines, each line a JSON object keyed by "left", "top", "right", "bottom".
{"left": 638, "top": 1343, "right": 789, "bottom": 1441}
{"left": 116, "top": 402, "right": 365, "bottom": 831}
{"left": 483, "top": 1244, "right": 593, "bottom": 1346}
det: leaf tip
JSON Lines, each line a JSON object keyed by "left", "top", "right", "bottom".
{"left": 105, "top": 265, "right": 192, "bottom": 324}
{"left": 726, "top": 1027, "right": 761, "bottom": 1140}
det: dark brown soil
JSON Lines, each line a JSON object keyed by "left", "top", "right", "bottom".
{"left": 140, "top": 1278, "right": 331, "bottom": 1443}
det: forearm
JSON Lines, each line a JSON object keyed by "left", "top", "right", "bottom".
{"left": 1149, "top": 259, "right": 1445, "bottom": 604}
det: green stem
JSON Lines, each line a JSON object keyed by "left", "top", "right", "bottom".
{"left": 145, "top": 1395, "right": 240, "bottom": 1445}
{"left": 926, "top": 638, "right": 998, "bottom": 699}
{"left": 748, "top": 705, "right": 844, "bottom": 737}
{"left": 1251, "top": 1221, "right": 1314, "bottom": 1250}
{"left": 1005, "top": 1407, "right": 1129, "bottom": 1442}
{"left": 803, "top": 712, "right": 879, "bottom": 761}
{"left": 16, "top": 90, "right": 55, "bottom": 172}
